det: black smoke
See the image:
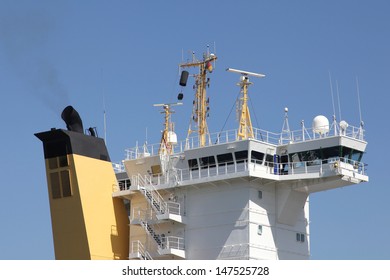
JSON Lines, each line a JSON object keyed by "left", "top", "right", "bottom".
{"left": 0, "top": 8, "right": 69, "bottom": 115}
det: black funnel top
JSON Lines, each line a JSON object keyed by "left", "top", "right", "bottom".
{"left": 61, "top": 106, "right": 84, "bottom": 133}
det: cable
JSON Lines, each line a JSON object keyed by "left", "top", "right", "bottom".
{"left": 215, "top": 89, "right": 241, "bottom": 144}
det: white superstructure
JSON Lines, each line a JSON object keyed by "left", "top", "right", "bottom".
{"left": 112, "top": 51, "right": 368, "bottom": 260}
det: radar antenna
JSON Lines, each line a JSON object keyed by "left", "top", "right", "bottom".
{"left": 153, "top": 102, "right": 182, "bottom": 155}
{"left": 226, "top": 68, "right": 265, "bottom": 140}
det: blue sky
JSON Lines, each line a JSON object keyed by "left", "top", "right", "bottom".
{"left": 0, "top": 0, "right": 389, "bottom": 260}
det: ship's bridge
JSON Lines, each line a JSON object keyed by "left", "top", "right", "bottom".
{"left": 114, "top": 120, "right": 368, "bottom": 197}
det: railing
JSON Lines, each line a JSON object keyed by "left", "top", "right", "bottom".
{"left": 114, "top": 157, "right": 367, "bottom": 192}
{"left": 253, "top": 157, "right": 368, "bottom": 177}
{"left": 130, "top": 240, "right": 153, "bottom": 260}
{"left": 163, "top": 236, "right": 185, "bottom": 251}
{"left": 174, "top": 157, "right": 367, "bottom": 184}
{"left": 176, "top": 160, "right": 249, "bottom": 182}
{"left": 125, "top": 124, "right": 365, "bottom": 160}
{"left": 131, "top": 207, "right": 154, "bottom": 222}
{"left": 130, "top": 174, "right": 181, "bottom": 216}
{"left": 137, "top": 217, "right": 184, "bottom": 253}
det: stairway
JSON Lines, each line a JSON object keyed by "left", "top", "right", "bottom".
{"left": 139, "top": 219, "right": 163, "bottom": 249}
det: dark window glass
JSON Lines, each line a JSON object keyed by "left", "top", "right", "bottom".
{"left": 217, "top": 153, "right": 233, "bottom": 166}
{"left": 235, "top": 150, "right": 248, "bottom": 164}
{"left": 50, "top": 172, "right": 61, "bottom": 199}
{"left": 59, "top": 155, "right": 68, "bottom": 167}
{"left": 251, "top": 151, "right": 264, "bottom": 164}
{"left": 61, "top": 170, "right": 72, "bottom": 197}
{"left": 48, "top": 158, "right": 58, "bottom": 170}
{"left": 200, "top": 156, "right": 216, "bottom": 169}
{"left": 265, "top": 154, "right": 274, "bottom": 167}
{"left": 188, "top": 159, "right": 198, "bottom": 170}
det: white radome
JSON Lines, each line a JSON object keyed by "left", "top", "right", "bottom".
{"left": 312, "top": 115, "right": 330, "bottom": 135}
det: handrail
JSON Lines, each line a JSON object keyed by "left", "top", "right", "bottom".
{"left": 164, "top": 236, "right": 185, "bottom": 250}
{"left": 131, "top": 174, "right": 181, "bottom": 216}
{"left": 131, "top": 240, "right": 153, "bottom": 260}
{"left": 113, "top": 157, "right": 367, "bottom": 194}
{"left": 125, "top": 124, "right": 365, "bottom": 160}
{"left": 174, "top": 157, "right": 367, "bottom": 183}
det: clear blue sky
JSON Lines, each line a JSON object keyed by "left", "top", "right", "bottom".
{"left": 0, "top": 0, "right": 389, "bottom": 260}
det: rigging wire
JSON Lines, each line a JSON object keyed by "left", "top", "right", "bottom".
{"left": 215, "top": 89, "right": 241, "bottom": 144}
{"left": 249, "top": 93, "right": 264, "bottom": 141}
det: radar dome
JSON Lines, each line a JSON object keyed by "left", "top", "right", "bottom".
{"left": 167, "top": 131, "right": 178, "bottom": 145}
{"left": 312, "top": 115, "right": 329, "bottom": 135}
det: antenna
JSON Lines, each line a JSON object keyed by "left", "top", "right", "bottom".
{"left": 280, "top": 107, "right": 291, "bottom": 144}
{"left": 101, "top": 69, "right": 107, "bottom": 144}
{"left": 336, "top": 80, "right": 342, "bottom": 121}
{"left": 153, "top": 102, "right": 183, "bottom": 155}
{"left": 226, "top": 67, "right": 265, "bottom": 140}
{"left": 226, "top": 68, "right": 265, "bottom": 78}
{"left": 356, "top": 76, "right": 363, "bottom": 125}
{"left": 328, "top": 72, "right": 336, "bottom": 119}
{"left": 103, "top": 96, "right": 107, "bottom": 144}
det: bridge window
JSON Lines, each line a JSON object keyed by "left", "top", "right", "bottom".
{"left": 235, "top": 150, "right": 248, "bottom": 164}
{"left": 217, "top": 153, "right": 234, "bottom": 166}
{"left": 265, "top": 154, "right": 274, "bottom": 167}
{"left": 200, "top": 156, "right": 216, "bottom": 169}
{"left": 289, "top": 146, "right": 363, "bottom": 165}
{"left": 251, "top": 151, "right": 264, "bottom": 164}
{"left": 188, "top": 159, "right": 198, "bottom": 170}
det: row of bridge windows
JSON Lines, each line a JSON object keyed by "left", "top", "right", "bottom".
{"left": 187, "top": 146, "right": 363, "bottom": 171}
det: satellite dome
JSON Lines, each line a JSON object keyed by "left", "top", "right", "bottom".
{"left": 312, "top": 115, "right": 329, "bottom": 135}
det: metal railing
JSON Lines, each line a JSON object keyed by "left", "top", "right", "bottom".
{"left": 176, "top": 160, "right": 249, "bottom": 182}
{"left": 114, "top": 157, "right": 367, "bottom": 192}
{"left": 163, "top": 236, "right": 185, "bottom": 251}
{"left": 131, "top": 174, "right": 181, "bottom": 216}
{"left": 125, "top": 124, "right": 365, "bottom": 160}
{"left": 130, "top": 240, "right": 153, "bottom": 260}
{"left": 174, "top": 157, "right": 367, "bottom": 183}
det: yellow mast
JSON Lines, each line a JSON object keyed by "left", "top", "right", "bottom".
{"left": 226, "top": 68, "right": 265, "bottom": 140}
{"left": 154, "top": 102, "right": 182, "bottom": 155}
{"left": 180, "top": 51, "right": 217, "bottom": 147}
{"left": 237, "top": 76, "right": 254, "bottom": 139}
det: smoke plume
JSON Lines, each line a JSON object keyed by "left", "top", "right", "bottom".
{"left": 0, "top": 8, "right": 69, "bottom": 115}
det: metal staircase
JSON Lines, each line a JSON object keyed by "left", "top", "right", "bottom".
{"left": 132, "top": 174, "right": 184, "bottom": 222}
{"left": 139, "top": 219, "right": 163, "bottom": 248}
{"left": 130, "top": 174, "right": 186, "bottom": 259}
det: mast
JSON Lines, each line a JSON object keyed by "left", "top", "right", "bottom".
{"left": 180, "top": 51, "right": 217, "bottom": 147}
{"left": 226, "top": 68, "right": 265, "bottom": 140}
{"left": 153, "top": 102, "right": 182, "bottom": 155}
